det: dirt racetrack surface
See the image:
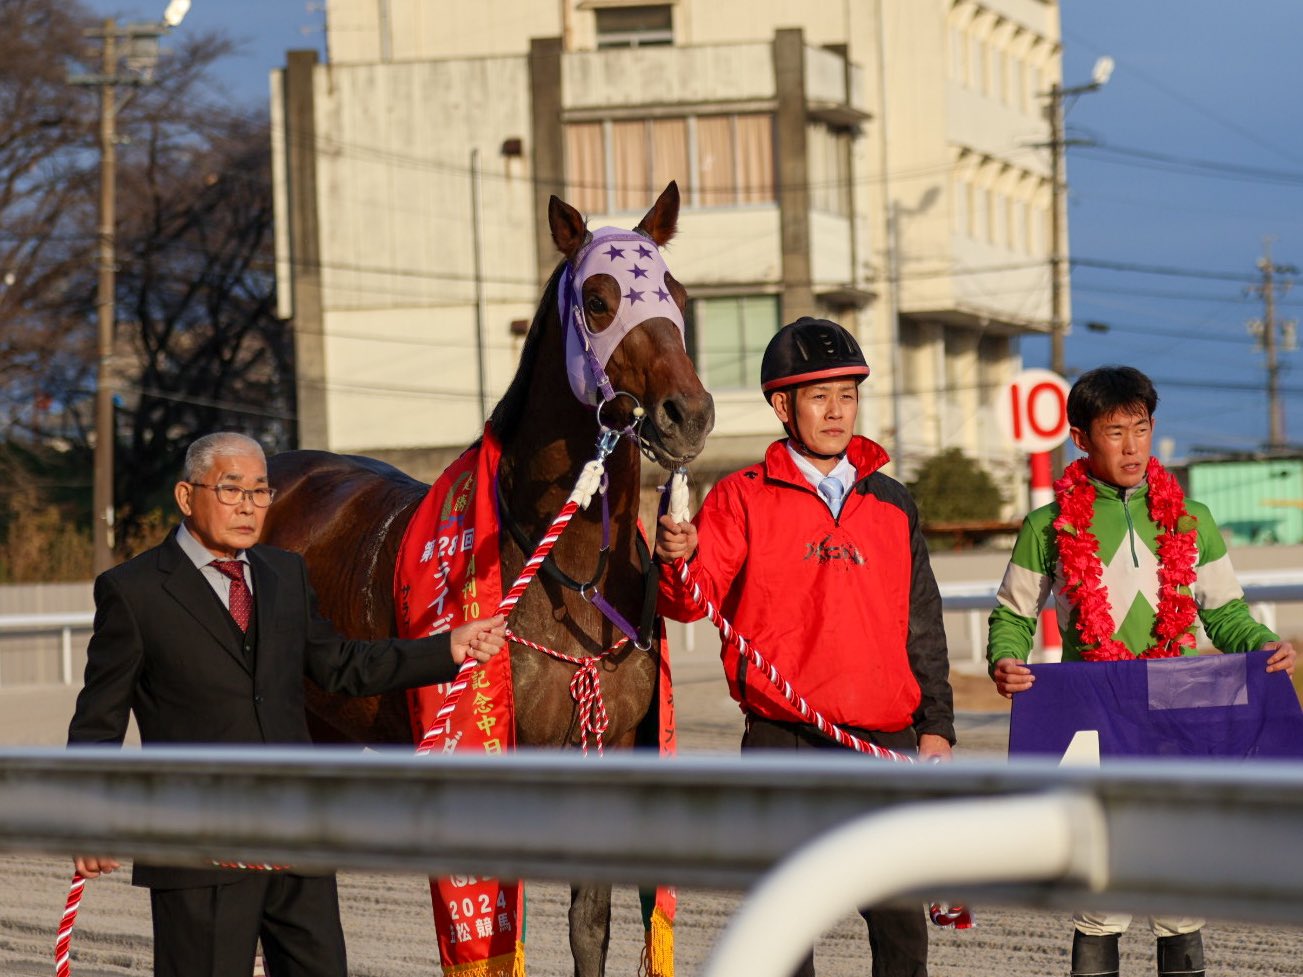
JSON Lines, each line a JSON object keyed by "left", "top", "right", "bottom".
{"left": 3, "top": 650, "right": 1302, "bottom": 976}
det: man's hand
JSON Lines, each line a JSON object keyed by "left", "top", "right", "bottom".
{"left": 450, "top": 615, "right": 508, "bottom": 665}
{"left": 73, "top": 855, "right": 120, "bottom": 878}
{"left": 917, "top": 733, "right": 952, "bottom": 763}
{"left": 991, "top": 657, "right": 1034, "bottom": 698}
{"left": 654, "top": 514, "right": 698, "bottom": 563}
{"left": 1264, "top": 640, "right": 1296, "bottom": 677}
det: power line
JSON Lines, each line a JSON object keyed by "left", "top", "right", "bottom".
{"left": 1071, "top": 256, "right": 1260, "bottom": 284}
{"left": 1074, "top": 143, "right": 1303, "bottom": 189}
{"left": 1072, "top": 282, "right": 1302, "bottom": 308}
{"left": 1075, "top": 321, "right": 1251, "bottom": 348}
{"left": 1060, "top": 26, "right": 1303, "bottom": 167}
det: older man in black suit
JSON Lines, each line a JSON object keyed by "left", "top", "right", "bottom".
{"left": 68, "top": 431, "right": 506, "bottom": 977}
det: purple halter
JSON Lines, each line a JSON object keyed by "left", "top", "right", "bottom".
{"left": 559, "top": 226, "right": 686, "bottom": 407}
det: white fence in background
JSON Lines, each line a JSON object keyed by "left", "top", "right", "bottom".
{"left": 0, "top": 612, "right": 94, "bottom": 687}
{"left": 941, "top": 571, "right": 1303, "bottom": 668}
{"left": 3, "top": 748, "right": 1303, "bottom": 977}
{"left": 1, "top": 573, "right": 1301, "bottom": 686}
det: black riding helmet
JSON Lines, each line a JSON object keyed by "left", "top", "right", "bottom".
{"left": 760, "top": 317, "right": 870, "bottom": 402}
{"left": 760, "top": 317, "right": 870, "bottom": 459}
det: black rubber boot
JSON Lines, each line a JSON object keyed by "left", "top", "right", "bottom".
{"left": 1071, "top": 931, "right": 1120, "bottom": 977}
{"left": 1157, "top": 931, "right": 1205, "bottom": 977}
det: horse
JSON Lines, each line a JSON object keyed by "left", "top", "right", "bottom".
{"left": 259, "top": 181, "right": 714, "bottom": 977}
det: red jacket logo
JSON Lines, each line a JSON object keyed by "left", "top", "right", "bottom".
{"left": 805, "top": 534, "right": 867, "bottom": 566}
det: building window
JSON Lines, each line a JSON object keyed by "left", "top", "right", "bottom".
{"left": 692, "top": 295, "right": 779, "bottom": 390}
{"left": 697, "top": 114, "right": 775, "bottom": 207}
{"left": 1012, "top": 58, "right": 1027, "bottom": 112}
{"left": 949, "top": 26, "right": 966, "bottom": 83}
{"left": 952, "top": 173, "right": 968, "bottom": 235}
{"left": 992, "top": 47, "right": 1006, "bottom": 103}
{"left": 973, "top": 185, "right": 988, "bottom": 242}
{"left": 565, "top": 113, "right": 773, "bottom": 213}
{"left": 565, "top": 122, "right": 606, "bottom": 216}
{"left": 595, "top": 5, "right": 673, "bottom": 49}
{"left": 807, "top": 123, "right": 851, "bottom": 216}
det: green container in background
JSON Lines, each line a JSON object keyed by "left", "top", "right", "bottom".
{"left": 1186, "top": 459, "right": 1303, "bottom": 546}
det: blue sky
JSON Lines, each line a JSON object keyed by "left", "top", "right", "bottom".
{"left": 81, "top": 0, "right": 323, "bottom": 103}
{"left": 82, "top": 1, "right": 1303, "bottom": 458}
{"left": 1051, "top": 1, "right": 1303, "bottom": 458}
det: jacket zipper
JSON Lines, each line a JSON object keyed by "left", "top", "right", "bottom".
{"left": 1121, "top": 488, "right": 1140, "bottom": 568}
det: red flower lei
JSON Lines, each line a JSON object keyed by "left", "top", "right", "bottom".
{"left": 1052, "top": 457, "right": 1199, "bottom": 661}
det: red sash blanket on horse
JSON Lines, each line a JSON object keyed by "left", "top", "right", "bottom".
{"left": 395, "top": 426, "right": 676, "bottom": 977}
{"left": 396, "top": 429, "right": 524, "bottom": 977}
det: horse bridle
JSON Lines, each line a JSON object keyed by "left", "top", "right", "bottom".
{"left": 492, "top": 228, "right": 686, "bottom": 651}
{"left": 494, "top": 471, "right": 659, "bottom": 651}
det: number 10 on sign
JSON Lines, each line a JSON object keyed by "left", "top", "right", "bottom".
{"left": 998, "top": 368, "right": 1070, "bottom": 453}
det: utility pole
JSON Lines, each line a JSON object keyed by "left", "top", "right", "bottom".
{"left": 92, "top": 22, "right": 119, "bottom": 576}
{"left": 1044, "top": 57, "right": 1112, "bottom": 474}
{"left": 71, "top": 3, "right": 189, "bottom": 574}
{"left": 1047, "top": 81, "right": 1067, "bottom": 476}
{"left": 470, "top": 148, "right": 488, "bottom": 426}
{"left": 1247, "top": 240, "right": 1298, "bottom": 451}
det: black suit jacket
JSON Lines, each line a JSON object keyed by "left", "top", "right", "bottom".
{"left": 68, "top": 528, "right": 457, "bottom": 889}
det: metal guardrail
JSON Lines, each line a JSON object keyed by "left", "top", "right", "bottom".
{"left": 4, "top": 748, "right": 1303, "bottom": 969}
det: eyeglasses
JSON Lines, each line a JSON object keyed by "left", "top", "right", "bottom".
{"left": 188, "top": 482, "right": 277, "bottom": 508}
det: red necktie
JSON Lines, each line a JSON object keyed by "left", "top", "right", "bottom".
{"left": 211, "top": 560, "right": 252, "bottom": 632}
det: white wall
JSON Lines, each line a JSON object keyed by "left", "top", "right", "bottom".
{"left": 310, "top": 57, "right": 538, "bottom": 451}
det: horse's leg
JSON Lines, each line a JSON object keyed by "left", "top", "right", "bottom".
{"left": 569, "top": 883, "right": 612, "bottom": 977}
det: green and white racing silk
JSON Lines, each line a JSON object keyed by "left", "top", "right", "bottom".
{"left": 987, "top": 475, "right": 1277, "bottom": 668}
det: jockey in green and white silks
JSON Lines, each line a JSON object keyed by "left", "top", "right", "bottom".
{"left": 987, "top": 474, "right": 1278, "bottom": 666}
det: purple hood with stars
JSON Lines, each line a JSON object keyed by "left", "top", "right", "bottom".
{"left": 559, "top": 226, "right": 686, "bottom": 406}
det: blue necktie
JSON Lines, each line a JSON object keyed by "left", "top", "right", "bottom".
{"left": 818, "top": 475, "right": 846, "bottom": 517}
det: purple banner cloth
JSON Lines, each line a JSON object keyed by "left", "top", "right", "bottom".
{"left": 1008, "top": 651, "right": 1303, "bottom": 760}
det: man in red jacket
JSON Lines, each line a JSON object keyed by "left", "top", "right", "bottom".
{"left": 655, "top": 317, "right": 955, "bottom": 977}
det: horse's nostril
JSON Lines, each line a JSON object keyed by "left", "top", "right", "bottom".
{"left": 661, "top": 397, "right": 684, "bottom": 428}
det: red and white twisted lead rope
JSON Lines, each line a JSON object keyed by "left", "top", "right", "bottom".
{"left": 664, "top": 471, "right": 973, "bottom": 928}
{"left": 663, "top": 470, "right": 906, "bottom": 761}
{"left": 54, "top": 873, "right": 84, "bottom": 977}
{"left": 507, "top": 633, "right": 626, "bottom": 756}
{"left": 417, "top": 458, "right": 611, "bottom": 755}
{"left": 671, "top": 555, "right": 910, "bottom": 762}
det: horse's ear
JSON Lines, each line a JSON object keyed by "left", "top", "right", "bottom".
{"left": 549, "top": 194, "right": 588, "bottom": 261}
{"left": 635, "top": 181, "right": 680, "bottom": 248}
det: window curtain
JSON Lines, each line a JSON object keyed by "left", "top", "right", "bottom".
{"left": 696, "top": 116, "right": 734, "bottom": 207}
{"left": 565, "top": 123, "right": 606, "bottom": 216}
{"left": 612, "top": 120, "right": 649, "bottom": 212}
{"left": 736, "top": 114, "right": 774, "bottom": 204}
{"left": 651, "top": 118, "right": 689, "bottom": 204}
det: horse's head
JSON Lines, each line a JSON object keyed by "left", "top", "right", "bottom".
{"left": 549, "top": 182, "right": 714, "bottom": 469}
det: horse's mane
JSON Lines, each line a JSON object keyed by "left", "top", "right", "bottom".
{"left": 485, "top": 260, "right": 566, "bottom": 446}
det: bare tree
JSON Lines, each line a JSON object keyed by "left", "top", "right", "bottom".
{"left": 0, "top": 0, "right": 293, "bottom": 571}
{"left": 0, "top": 0, "right": 100, "bottom": 445}
{"left": 114, "top": 104, "right": 292, "bottom": 543}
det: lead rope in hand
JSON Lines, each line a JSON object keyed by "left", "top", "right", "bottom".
{"left": 54, "top": 873, "right": 84, "bottom": 977}
{"left": 664, "top": 469, "right": 974, "bottom": 929}
{"left": 664, "top": 471, "right": 908, "bottom": 762}
{"left": 417, "top": 453, "right": 612, "bottom": 755}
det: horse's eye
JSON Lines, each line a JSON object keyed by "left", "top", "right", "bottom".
{"left": 586, "top": 296, "right": 606, "bottom": 315}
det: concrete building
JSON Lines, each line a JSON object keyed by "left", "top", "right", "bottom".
{"left": 272, "top": 0, "right": 1064, "bottom": 500}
